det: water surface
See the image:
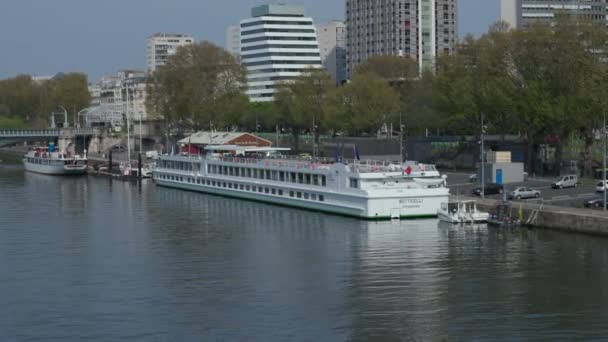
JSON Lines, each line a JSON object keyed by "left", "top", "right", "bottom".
{"left": 1, "top": 160, "right": 608, "bottom": 341}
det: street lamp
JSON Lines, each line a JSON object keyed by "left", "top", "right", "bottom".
{"left": 58, "top": 105, "right": 68, "bottom": 128}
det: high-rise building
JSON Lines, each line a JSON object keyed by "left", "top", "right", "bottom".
{"left": 316, "top": 21, "right": 347, "bottom": 85}
{"left": 500, "top": 0, "right": 521, "bottom": 29}
{"left": 346, "top": 0, "right": 458, "bottom": 76}
{"left": 226, "top": 25, "right": 241, "bottom": 56}
{"left": 240, "top": 4, "right": 323, "bottom": 102}
{"left": 501, "top": 0, "right": 607, "bottom": 29}
{"left": 146, "top": 33, "right": 194, "bottom": 73}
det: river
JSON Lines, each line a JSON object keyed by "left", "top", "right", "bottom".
{"left": 1, "top": 158, "right": 608, "bottom": 341}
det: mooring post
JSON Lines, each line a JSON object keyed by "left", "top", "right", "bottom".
{"left": 109, "top": 150, "right": 113, "bottom": 173}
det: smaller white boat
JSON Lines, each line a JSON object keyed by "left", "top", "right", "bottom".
{"left": 23, "top": 146, "right": 87, "bottom": 175}
{"left": 438, "top": 200, "right": 489, "bottom": 224}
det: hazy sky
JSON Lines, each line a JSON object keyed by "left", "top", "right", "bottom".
{"left": 0, "top": 0, "right": 499, "bottom": 81}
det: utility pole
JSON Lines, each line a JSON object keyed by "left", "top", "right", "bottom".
{"left": 602, "top": 109, "right": 608, "bottom": 212}
{"left": 481, "top": 112, "right": 485, "bottom": 200}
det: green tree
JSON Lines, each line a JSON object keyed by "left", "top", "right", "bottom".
{"left": 328, "top": 73, "right": 400, "bottom": 136}
{"left": 273, "top": 69, "right": 335, "bottom": 152}
{"left": 146, "top": 41, "right": 249, "bottom": 134}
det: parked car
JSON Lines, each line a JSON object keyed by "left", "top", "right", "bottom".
{"left": 110, "top": 144, "right": 126, "bottom": 152}
{"left": 584, "top": 198, "right": 607, "bottom": 209}
{"left": 509, "top": 187, "right": 541, "bottom": 200}
{"left": 552, "top": 175, "right": 577, "bottom": 189}
{"left": 472, "top": 183, "right": 503, "bottom": 196}
{"left": 597, "top": 181, "right": 608, "bottom": 193}
{"left": 469, "top": 174, "right": 477, "bottom": 182}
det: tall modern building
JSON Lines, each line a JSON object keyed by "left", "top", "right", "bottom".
{"left": 346, "top": 0, "right": 458, "bottom": 76}
{"left": 240, "top": 4, "right": 323, "bottom": 102}
{"left": 501, "top": 0, "right": 607, "bottom": 29}
{"left": 316, "top": 21, "right": 347, "bottom": 85}
{"left": 146, "top": 33, "right": 194, "bottom": 73}
{"left": 226, "top": 25, "right": 241, "bottom": 57}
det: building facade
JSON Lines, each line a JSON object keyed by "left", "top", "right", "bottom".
{"left": 146, "top": 33, "right": 194, "bottom": 73}
{"left": 346, "top": 0, "right": 458, "bottom": 76}
{"left": 226, "top": 25, "right": 241, "bottom": 57}
{"left": 501, "top": 0, "right": 607, "bottom": 28}
{"left": 87, "top": 70, "right": 149, "bottom": 127}
{"left": 240, "top": 4, "right": 323, "bottom": 102}
{"left": 316, "top": 21, "right": 347, "bottom": 85}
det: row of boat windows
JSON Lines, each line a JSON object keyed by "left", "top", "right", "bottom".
{"left": 25, "top": 157, "right": 65, "bottom": 165}
{"left": 208, "top": 164, "right": 327, "bottom": 187}
{"left": 156, "top": 173, "right": 325, "bottom": 202}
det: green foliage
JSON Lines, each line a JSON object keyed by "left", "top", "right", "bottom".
{"left": 146, "top": 41, "right": 249, "bottom": 132}
{"left": 0, "top": 116, "right": 28, "bottom": 129}
{"left": 0, "top": 73, "right": 91, "bottom": 128}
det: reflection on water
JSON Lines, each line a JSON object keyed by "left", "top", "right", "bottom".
{"left": 1, "top": 166, "right": 608, "bottom": 340}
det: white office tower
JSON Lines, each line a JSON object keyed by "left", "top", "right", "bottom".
{"left": 316, "top": 21, "right": 347, "bottom": 85}
{"left": 147, "top": 33, "right": 194, "bottom": 73}
{"left": 226, "top": 25, "right": 241, "bottom": 56}
{"left": 240, "top": 4, "right": 323, "bottom": 102}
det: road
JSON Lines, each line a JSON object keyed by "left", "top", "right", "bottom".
{"left": 445, "top": 171, "right": 606, "bottom": 210}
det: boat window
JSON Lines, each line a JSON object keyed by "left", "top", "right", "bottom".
{"left": 223, "top": 182, "right": 227, "bottom": 188}
{"left": 298, "top": 173, "right": 304, "bottom": 184}
{"left": 246, "top": 185, "right": 250, "bottom": 191}
{"left": 258, "top": 187, "right": 263, "bottom": 193}
{"left": 253, "top": 186, "right": 256, "bottom": 192}
{"left": 247, "top": 168, "right": 252, "bottom": 178}
{"left": 289, "top": 191, "right": 294, "bottom": 197}
{"left": 272, "top": 170, "right": 278, "bottom": 181}
{"left": 228, "top": 183, "right": 233, "bottom": 189}
{"left": 279, "top": 171, "right": 285, "bottom": 182}
{"left": 297, "top": 192, "right": 302, "bottom": 198}
{"left": 278, "top": 189, "right": 283, "bottom": 196}
{"left": 265, "top": 188, "right": 269, "bottom": 194}
{"left": 304, "top": 193, "right": 310, "bottom": 200}
{"left": 240, "top": 184, "right": 244, "bottom": 190}
{"left": 319, "top": 195, "right": 325, "bottom": 202}
{"left": 266, "top": 170, "right": 271, "bottom": 180}
{"left": 321, "top": 176, "right": 327, "bottom": 186}
{"left": 290, "top": 172, "right": 296, "bottom": 183}
{"left": 271, "top": 188, "right": 276, "bottom": 195}
{"left": 305, "top": 174, "right": 311, "bottom": 184}
{"left": 311, "top": 194, "right": 317, "bottom": 201}
{"left": 350, "top": 178, "right": 359, "bottom": 189}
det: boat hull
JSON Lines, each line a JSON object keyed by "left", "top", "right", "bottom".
{"left": 23, "top": 161, "right": 87, "bottom": 175}
{"left": 154, "top": 178, "right": 447, "bottom": 220}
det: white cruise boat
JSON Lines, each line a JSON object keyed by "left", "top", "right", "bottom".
{"left": 437, "top": 200, "right": 489, "bottom": 224}
{"left": 23, "top": 147, "right": 87, "bottom": 175}
{"left": 152, "top": 145, "right": 449, "bottom": 220}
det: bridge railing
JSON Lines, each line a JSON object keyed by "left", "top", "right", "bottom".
{"left": 0, "top": 128, "right": 97, "bottom": 137}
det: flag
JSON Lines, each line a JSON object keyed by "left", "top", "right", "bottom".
{"left": 354, "top": 145, "right": 361, "bottom": 161}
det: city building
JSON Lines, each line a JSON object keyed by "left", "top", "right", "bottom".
{"left": 501, "top": 0, "right": 608, "bottom": 29}
{"left": 316, "top": 21, "right": 347, "bottom": 85}
{"left": 240, "top": 4, "right": 323, "bottom": 102}
{"left": 226, "top": 25, "right": 241, "bottom": 57}
{"left": 500, "top": 0, "right": 521, "bottom": 29}
{"left": 346, "top": 0, "right": 458, "bottom": 76}
{"left": 87, "top": 70, "right": 149, "bottom": 128}
{"left": 146, "top": 33, "right": 194, "bottom": 73}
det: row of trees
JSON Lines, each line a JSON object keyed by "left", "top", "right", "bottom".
{"left": 0, "top": 73, "right": 91, "bottom": 129}
{"left": 146, "top": 17, "right": 608, "bottom": 173}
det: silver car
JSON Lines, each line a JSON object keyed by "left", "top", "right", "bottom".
{"left": 509, "top": 187, "right": 541, "bottom": 200}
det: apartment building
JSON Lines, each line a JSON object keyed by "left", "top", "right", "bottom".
{"left": 316, "top": 21, "right": 347, "bottom": 85}
{"left": 501, "top": 0, "right": 607, "bottom": 28}
{"left": 240, "top": 4, "right": 323, "bottom": 102}
{"left": 146, "top": 33, "right": 194, "bottom": 73}
{"left": 346, "top": 0, "right": 458, "bottom": 76}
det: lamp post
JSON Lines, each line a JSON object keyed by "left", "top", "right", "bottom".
{"left": 58, "top": 105, "right": 68, "bottom": 128}
{"left": 481, "top": 112, "right": 485, "bottom": 200}
{"left": 602, "top": 110, "right": 608, "bottom": 212}
{"left": 125, "top": 82, "right": 131, "bottom": 165}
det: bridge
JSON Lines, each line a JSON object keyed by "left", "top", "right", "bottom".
{"left": 0, "top": 128, "right": 97, "bottom": 147}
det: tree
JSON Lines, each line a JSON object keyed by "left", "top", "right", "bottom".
{"left": 328, "top": 73, "right": 400, "bottom": 136}
{"left": 146, "top": 41, "right": 249, "bottom": 134}
{"left": 355, "top": 55, "right": 418, "bottom": 81}
{"left": 273, "top": 69, "right": 335, "bottom": 152}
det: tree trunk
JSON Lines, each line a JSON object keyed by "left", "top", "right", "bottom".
{"left": 292, "top": 130, "right": 300, "bottom": 154}
{"left": 582, "top": 133, "right": 595, "bottom": 178}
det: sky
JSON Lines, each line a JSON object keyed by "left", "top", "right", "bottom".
{"left": 0, "top": 0, "right": 499, "bottom": 81}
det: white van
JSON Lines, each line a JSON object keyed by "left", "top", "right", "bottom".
{"left": 552, "top": 175, "right": 577, "bottom": 189}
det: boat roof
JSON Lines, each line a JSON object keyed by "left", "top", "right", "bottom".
{"left": 204, "top": 145, "right": 291, "bottom": 153}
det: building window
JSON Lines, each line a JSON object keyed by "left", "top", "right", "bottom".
{"left": 350, "top": 178, "right": 359, "bottom": 189}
